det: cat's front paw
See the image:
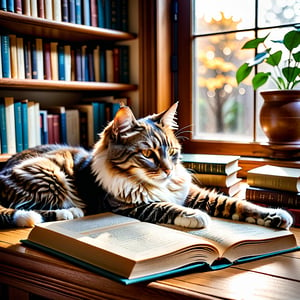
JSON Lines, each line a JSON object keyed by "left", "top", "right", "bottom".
{"left": 262, "top": 208, "right": 293, "bottom": 229}
{"left": 56, "top": 207, "right": 84, "bottom": 221}
{"left": 13, "top": 210, "right": 43, "bottom": 227}
{"left": 174, "top": 209, "right": 211, "bottom": 228}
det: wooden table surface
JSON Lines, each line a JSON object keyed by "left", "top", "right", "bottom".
{"left": 0, "top": 226, "right": 300, "bottom": 300}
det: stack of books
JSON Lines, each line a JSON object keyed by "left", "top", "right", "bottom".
{"left": 246, "top": 165, "right": 300, "bottom": 227}
{"left": 181, "top": 154, "right": 242, "bottom": 197}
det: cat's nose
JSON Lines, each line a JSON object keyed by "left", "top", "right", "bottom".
{"left": 163, "top": 168, "right": 172, "bottom": 176}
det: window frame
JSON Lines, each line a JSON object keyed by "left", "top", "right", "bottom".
{"left": 176, "top": 0, "right": 300, "bottom": 164}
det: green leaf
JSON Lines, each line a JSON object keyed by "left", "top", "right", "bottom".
{"left": 277, "top": 77, "right": 286, "bottom": 89}
{"left": 293, "top": 51, "right": 300, "bottom": 62}
{"left": 283, "top": 30, "right": 300, "bottom": 51}
{"left": 291, "top": 80, "right": 300, "bottom": 89}
{"left": 242, "top": 34, "right": 269, "bottom": 49}
{"left": 236, "top": 63, "right": 253, "bottom": 84}
{"left": 248, "top": 51, "right": 269, "bottom": 66}
{"left": 266, "top": 50, "right": 282, "bottom": 66}
{"left": 252, "top": 72, "right": 271, "bottom": 90}
{"left": 282, "top": 67, "right": 300, "bottom": 83}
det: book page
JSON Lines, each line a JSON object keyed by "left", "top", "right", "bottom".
{"left": 167, "top": 218, "right": 295, "bottom": 255}
{"left": 78, "top": 221, "right": 217, "bottom": 261}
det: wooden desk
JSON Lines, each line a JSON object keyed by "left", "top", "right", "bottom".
{"left": 0, "top": 227, "right": 299, "bottom": 300}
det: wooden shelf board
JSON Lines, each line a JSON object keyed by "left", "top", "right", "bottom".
{"left": 0, "top": 11, "right": 137, "bottom": 42}
{"left": 0, "top": 78, "right": 137, "bottom": 91}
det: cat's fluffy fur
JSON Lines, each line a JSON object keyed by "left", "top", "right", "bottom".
{"left": 0, "top": 103, "right": 293, "bottom": 229}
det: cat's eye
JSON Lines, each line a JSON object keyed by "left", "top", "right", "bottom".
{"left": 142, "top": 149, "right": 153, "bottom": 158}
{"left": 169, "top": 148, "right": 178, "bottom": 157}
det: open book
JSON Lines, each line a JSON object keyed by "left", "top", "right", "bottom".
{"left": 22, "top": 212, "right": 299, "bottom": 285}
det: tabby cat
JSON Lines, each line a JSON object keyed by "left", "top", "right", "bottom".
{"left": 0, "top": 103, "right": 293, "bottom": 229}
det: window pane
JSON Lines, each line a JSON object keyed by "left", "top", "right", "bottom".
{"left": 193, "top": 32, "right": 255, "bottom": 141}
{"left": 194, "top": 0, "right": 255, "bottom": 35}
{"left": 258, "top": 0, "right": 300, "bottom": 28}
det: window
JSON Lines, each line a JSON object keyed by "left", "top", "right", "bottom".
{"left": 177, "top": 0, "right": 300, "bottom": 159}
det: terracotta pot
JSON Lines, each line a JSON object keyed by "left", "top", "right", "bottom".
{"left": 260, "top": 90, "right": 300, "bottom": 145}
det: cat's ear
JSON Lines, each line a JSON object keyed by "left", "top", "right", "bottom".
{"left": 112, "top": 106, "right": 137, "bottom": 135}
{"left": 158, "top": 102, "right": 178, "bottom": 130}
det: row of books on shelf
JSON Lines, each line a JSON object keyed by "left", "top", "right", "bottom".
{"left": 0, "top": 34, "right": 130, "bottom": 83}
{"left": 181, "top": 153, "right": 242, "bottom": 197}
{"left": 0, "top": 95, "right": 127, "bottom": 154}
{"left": 246, "top": 165, "right": 300, "bottom": 227}
{"left": 1, "top": 0, "right": 128, "bottom": 31}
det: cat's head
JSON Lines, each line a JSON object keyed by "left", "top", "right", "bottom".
{"left": 104, "top": 102, "right": 181, "bottom": 179}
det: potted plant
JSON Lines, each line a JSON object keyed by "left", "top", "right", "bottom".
{"left": 236, "top": 26, "right": 300, "bottom": 157}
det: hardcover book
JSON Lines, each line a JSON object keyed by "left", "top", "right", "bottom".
{"left": 247, "top": 165, "right": 300, "bottom": 193}
{"left": 22, "top": 212, "right": 299, "bottom": 285}
{"left": 182, "top": 154, "right": 240, "bottom": 175}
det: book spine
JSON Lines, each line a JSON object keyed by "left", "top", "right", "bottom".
{"left": 47, "top": 114, "right": 55, "bottom": 144}
{"left": 75, "top": 46, "right": 82, "bottom": 81}
{"left": 82, "top": 0, "right": 91, "bottom": 26}
{"left": 4, "top": 97, "right": 16, "bottom": 154}
{"left": 60, "top": 112, "right": 67, "bottom": 144}
{"left": 90, "top": 0, "right": 98, "bottom": 27}
{"left": 44, "top": 0, "right": 53, "bottom": 19}
{"left": 69, "top": 0, "right": 76, "bottom": 23}
{"left": 23, "top": 0, "right": 30, "bottom": 15}
{"left": 53, "top": 0, "right": 62, "bottom": 21}
{"left": 93, "top": 45, "right": 100, "bottom": 82}
{"left": 9, "top": 34, "right": 18, "bottom": 79}
{"left": 15, "top": 0, "right": 23, "bottom": 14}
{"left": 88, "top": 48, "right": 95, "bottom": 82}
{"left": 1, "top": 35, "right": 11, "bottom": 78}
{"left": 105, "top": 49, "right": 114, "bottom": 82}
{"left": 24, "top": 39, "right": 32, "bottom": 79}
{"left": 7, "top": 0, "right": 14, "bottom": 12}
{"left": 100, "top": 48, "right": 106, "bottom": 82}
{"left": 43, "top": 42, "right": 52, "bottom": 80}
{"left": 119, "top": 45, "right": 129, "bottom": 83}
{"left": 52, "top": 114, "right": 61, "bottom": 143}
{"left": 62, "top": 0, "right": 69, "bottom": 22}
{"left": 246, "top": 187, "right": 300, "bottom": 209}
{"left": 58, "top": 44, "right": 66, "bottom": 80}
{"left": 64, "top": 45, "right": 71, "bottom": 81}
{"left": 75, "top": 0, "right": 82, "bottom": 24}
{"left": 16, "top": 37, "right": 25, "bottom": 79}
{"left": 183, "top": 162, "right": 228, "bottom": 175}
{"left": 40, "top": 110, "right": 48, "bottom": 145}
{"left": 104, "top": 0, "right": 111, "bottom": 28}
{"left": 27, "top": 101, "right": 36, "bottom": 148}
{"left": 113, "top": 47, "right": 120, "bottom": 82}
{"left": 92, "top": 102, "right": 99, "bottom": 142}
{"left": 31, "top": 39, "right": 38, "bottom": 79}
{"left": 0, "top": 99, "right": 8, "bottom": 153}
{"left": 36, "top": 38, "right": 44, "bottom": 80}
{"left": 97, "top": 0, "right": 105, "bottom": 28}
{"left": 120, "top": 0, "right": 128, "bottom": 32}
{"left": 0, "top": 0, "right": 7, "bottom": 11}
{"left": 247, "top": 174, "right": 299, "bottom": 193}
{"left": 37, "top": 0, "right": 45, "bottom": 18}
{"left": 14, "top": 101, "right": 24, "bottom": 152}
{"left": 50, "top": 42, "right": 58, "bottom": 80}
{"left": 31, "top": 0, "right": 38, "bottom": 18}
{"left": 21, "top": 100, "right": 29, "bottom": 150}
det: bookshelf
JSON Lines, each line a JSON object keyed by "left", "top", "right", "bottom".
{"left": 0, "top": 3, "right": 139, "bottom": 161}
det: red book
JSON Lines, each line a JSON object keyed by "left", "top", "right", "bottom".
{"left": 43, "top": 42, "right": 51, "bottom": 80}
{"left": 113, "top": 47, "right": 120, "bottom": 83}
{"left": 37, "top": 0, "right": 45, "bottom": 18}
{"left": 90, "top": 0, "right": 98, "bottom": 27}
{"left": 47, "top": 115, "right": 55, "bottom": 144}
{"left": 15, "top": 0, "right": 22, "bottom": 14}
{"left": 52, "top": 114, "right": 61, "bottom": 143}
